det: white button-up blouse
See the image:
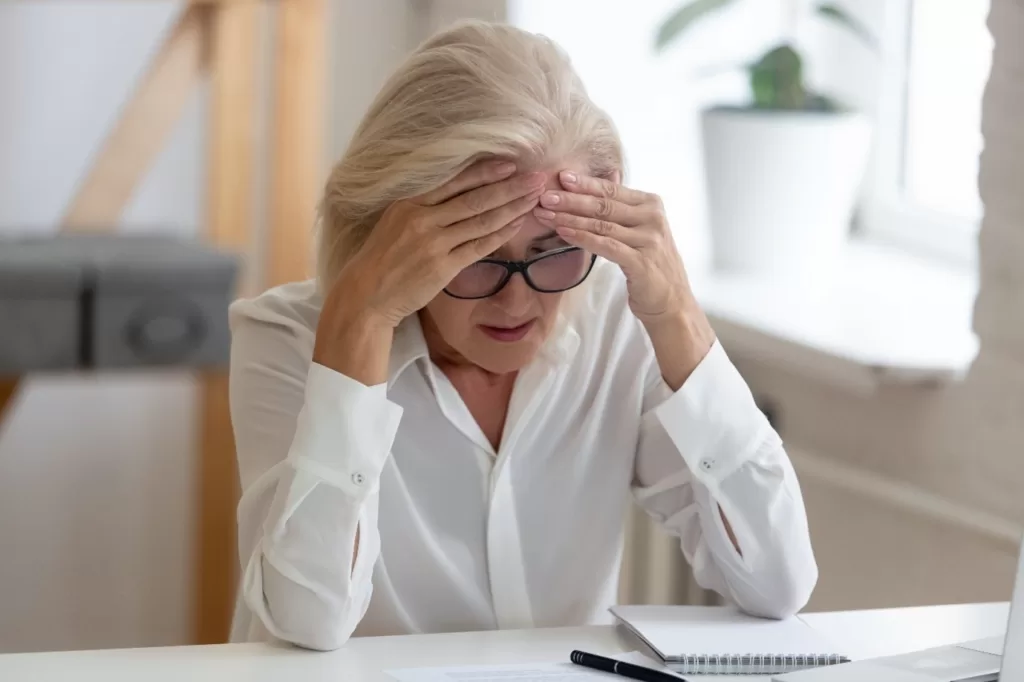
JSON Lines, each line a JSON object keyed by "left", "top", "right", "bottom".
{"left": 226, "top": 260, "right": 818, "bottom": 651}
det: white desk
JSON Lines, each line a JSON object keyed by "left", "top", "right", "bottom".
{"left": 0, "top": 603, "right": 1009, "bottom": 681}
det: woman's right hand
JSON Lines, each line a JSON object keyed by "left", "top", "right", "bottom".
{"left": 313, "top": 161, "right": 546, "bottom": 381}
{"left": 341, "top": 161, "right": 547, "bottom": 326}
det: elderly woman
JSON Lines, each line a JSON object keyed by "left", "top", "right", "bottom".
{"left": 228, "top": 20, "right": 817, "bottom": 650}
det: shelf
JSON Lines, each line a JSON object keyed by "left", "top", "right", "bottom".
{"left": 689, "top": 241, "right": 979, "bottom": 393}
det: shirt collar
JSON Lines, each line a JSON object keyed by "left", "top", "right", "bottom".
{"left": 388, "top": 313, "right": 430, "bottom": 389}
{"left": 386, "top": 312, "right": 581, "bottom": 388}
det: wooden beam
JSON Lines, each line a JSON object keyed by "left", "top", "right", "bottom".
{"left": 196, "top": 0, "right": 260, "bottom": 645}
{"left": 267, "top": 0, "right": 326, "bottom": 288}
{"left": 0, "top": 379, "right": 19, "bottom": 426}
{"left": 62, "top": 6, "right": 208, "bottom": 229}
{"left": 196, "top": 372, "right": 238, "bottom": 644}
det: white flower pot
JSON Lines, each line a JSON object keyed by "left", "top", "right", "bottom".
{"left": 700, "top": 108, "right": 872, "bottom": 279}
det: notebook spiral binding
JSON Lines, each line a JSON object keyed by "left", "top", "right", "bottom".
{"left": 674, "top": 653, "right": 848, "bottom": 675}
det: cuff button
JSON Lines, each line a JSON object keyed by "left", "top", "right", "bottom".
{"left": 351, "top": 472, "right": 366, "bottom": 485}
{"left": 700, "top": 458, "right": 715, "bottom": 471}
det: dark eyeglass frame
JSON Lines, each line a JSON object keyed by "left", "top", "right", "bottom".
{"left": 443, "top": 246, "right": 598, "bottom": 300}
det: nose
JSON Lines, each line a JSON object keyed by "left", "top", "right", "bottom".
{"left": 490, "top": 272, "right": 535, "bottom": 318}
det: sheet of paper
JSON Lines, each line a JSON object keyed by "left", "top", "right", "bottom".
{"left": 385, "top": 660, "right": 618, "bottom": 682}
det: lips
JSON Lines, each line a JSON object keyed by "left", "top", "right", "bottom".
{"left": 478, "top": 320, "right": 535, "bottom": 342}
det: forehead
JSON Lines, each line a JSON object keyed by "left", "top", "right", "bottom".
{"left": 483, "top": 158, "right": 588, "bottom": 256}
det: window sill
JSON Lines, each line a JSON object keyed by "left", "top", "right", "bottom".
{"left": 688, "top": 240, "right": 979, "bottom": 394}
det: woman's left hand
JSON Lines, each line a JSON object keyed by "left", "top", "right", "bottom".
{"left": 534, "top": 170, "right": 717, "bottom": 389}
{"left": 533, "top": 171, "right": 693, "bottom": 326}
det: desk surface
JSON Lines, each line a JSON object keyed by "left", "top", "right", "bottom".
{"left": 0, "top": 602, "right": 1009, "bottom": 681}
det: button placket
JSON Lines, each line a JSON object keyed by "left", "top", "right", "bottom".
{"left": 484, "top": 362, "right": 557, "bottom": 631}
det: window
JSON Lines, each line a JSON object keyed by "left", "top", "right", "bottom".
{"left": 904, "top": 2, "right": 991, "bottom": 223}
{"left": 861, "top": 0, "right": 993, "bottom": 266}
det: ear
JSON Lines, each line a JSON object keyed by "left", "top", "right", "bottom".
{"left": 608, "top": 169, "right": 623, "bottom": 185}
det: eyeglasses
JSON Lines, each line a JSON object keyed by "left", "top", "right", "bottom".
{"left": 444, "top": 246, "right": 598, "bottom": 300}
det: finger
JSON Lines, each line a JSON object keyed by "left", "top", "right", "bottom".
{"left": 445, "top": 192, "right": 542, "bottom": 247}
{"left": 431, "top": 171, "right": 547, "bottom": 227}
{"left": 553, "top": 226, "right": 641, "bottom": 273}
{"left": 533, "top": 208, "right": 647, "bottom": 247}
{"left": 415, "top": 159, "right": 517, "bottom": 206}
{"left": 558, "top": 170, "right": 650, "bottom": 207}
{"left": 450, "top": 219, "right": 524, "bottom": 268}
{"left": 538, "top": 189, "right": 644, "bottom": 227}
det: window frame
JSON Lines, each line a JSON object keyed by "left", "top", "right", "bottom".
{"left": 856, "top": 0, "right": 981, "bottom": 270}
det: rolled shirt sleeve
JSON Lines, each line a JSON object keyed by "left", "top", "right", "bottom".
{"left": 632, "top": 340, "right": 818, "bottom": 618}
{"left": 231, "top": 308, "right": 403, "bottom": 651}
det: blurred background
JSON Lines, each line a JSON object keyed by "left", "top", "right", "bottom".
{"left": 1, "top": 0, "right": 1021, "bottom": 656}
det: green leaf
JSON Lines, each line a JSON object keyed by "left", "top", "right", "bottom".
{"left": 749, "top": 44, "right": 806, "bottom": 109}
{"left": 815, "top": 3, "right": 878, "bottom": 51}
{"left": 654, "top": 0, "right": 739, "bottom": 51}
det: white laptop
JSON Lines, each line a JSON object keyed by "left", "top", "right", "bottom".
{"left": 775, "top": 537, "right": 1024, "bottom": 682}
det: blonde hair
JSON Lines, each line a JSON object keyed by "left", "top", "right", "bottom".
{"left": 316, "top": 20, "right": 625, "bottom": 285}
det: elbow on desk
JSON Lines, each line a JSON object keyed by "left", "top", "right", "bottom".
{"left": 255, "top": 560, "right": 371, "bottom": 652}
{"left": 740, "top": 550, "right": 819, "bottom": 620}
{"left": 276, "top": 614, "right": 356, "bottom": 652}
{"left": 263, "top": 599, "right": 365, "bottom": 652}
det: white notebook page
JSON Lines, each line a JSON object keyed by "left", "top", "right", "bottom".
{"left": 610, "top": 606, "right": 840, "bottom": 659}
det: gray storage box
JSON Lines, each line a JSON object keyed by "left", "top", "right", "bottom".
{"left": 0, "top": 244, "right": 85, "bottom": 373}
{"left": 0, "top": 233, "right": 240, "bottom": 372}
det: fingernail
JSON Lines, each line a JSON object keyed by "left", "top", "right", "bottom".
{"left": 556, "top": 226, "right": 577, "bottom": 237}
{"left": 541, "top": 192, "right": 561, "bottom": 206}
{"left": 534, "top": 208, "right": 556, "bottom": 220}
{"left": 560, "top": 171, "right": 578, "bottom": 184}
{"left": 525, "top": 171, "right": 547, "bottom": 185}
{"left": 495, "top": 162, "right": 516, "bottom": 176}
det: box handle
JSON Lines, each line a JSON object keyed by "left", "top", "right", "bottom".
{"left": 123, "top": 298, "right": 208, "bottom": 365}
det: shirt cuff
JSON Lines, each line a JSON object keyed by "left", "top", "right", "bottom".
{"left": 652, "top": 340, "right": 777, "bottom": 487}
{"left": 287, "top": 362, "right": 404, "bottom": 499}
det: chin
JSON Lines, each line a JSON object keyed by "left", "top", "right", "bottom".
{"left": 466, "top": 339, "right": 542, "bottom": 375}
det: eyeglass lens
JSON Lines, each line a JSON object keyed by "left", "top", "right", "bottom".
{"left": 445, "top": 248, "right": 592, "bottom": 298}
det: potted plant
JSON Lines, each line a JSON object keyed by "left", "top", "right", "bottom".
{"left": 655, "top": 0, "right": 876, "bottom": 278}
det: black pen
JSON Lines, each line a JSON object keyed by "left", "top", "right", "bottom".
{"left": 570, "top": 650, "right": 687, "bottom": 682}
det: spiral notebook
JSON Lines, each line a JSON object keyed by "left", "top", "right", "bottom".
{"left": 610, "top": 605, "right": 850, "bottom": 676}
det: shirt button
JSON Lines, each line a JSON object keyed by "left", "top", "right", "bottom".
{"left": 351, "top": 472, "right": 366, "bottom": 486}
{"left": 700, "top": 458, "right": 715, "bottom": 472}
